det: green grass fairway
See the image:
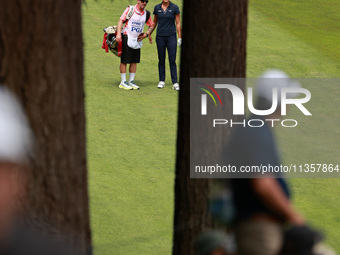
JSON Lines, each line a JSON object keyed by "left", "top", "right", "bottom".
{"left": 84, "top": 0, "right": 339, "bottom": 254}
{"left": 83, "top": 0, "right": 181, "bottom": 254}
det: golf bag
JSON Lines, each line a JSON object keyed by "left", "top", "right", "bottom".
{"left": 102, "top": 5, "right": 150, "bottom": 57}
{"left": 102, "top": 5, "right": 135, "bottom": 57}
{"left": 102, "top": 26, "right": 122, "bottom": 57}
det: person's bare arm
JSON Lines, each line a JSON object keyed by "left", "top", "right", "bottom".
{"left": 252, "top": 177, "right": 304, "bottom": 225}
{"left": 116, "top": 19, "right": 124, "bottom": 42}
{"left": 148, "top": 15, "right": 158, "bottom": 44}
{"left": 139, "top": 15, "right": 158, "bottom": 43}
{"left": 175, "top": 14, "right": 181, "bottom": 39}
{"left": 149, "top": 14, "right": 158, "bottom": 36}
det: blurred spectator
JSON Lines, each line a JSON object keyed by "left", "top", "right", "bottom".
{"left": 0, "top": 86, "right": 32, "bottom": 242}
{"left": 0, "top": 86, "right": 73, "bottom": 255}
{"left": 224, "top": 70, "right": 327, "bottom": 255}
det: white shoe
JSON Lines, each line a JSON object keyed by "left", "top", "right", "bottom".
{"left": 119, "top": 81, "right": 133, "bottom": 90}
{"left": 173, "top": 83, "right": 180, "bottom": 91}
{"left": 157, "top": 81, "right": 165, "bottom": 89}
{"left": 129, "top": 80, "right": 140, "bottom": 90}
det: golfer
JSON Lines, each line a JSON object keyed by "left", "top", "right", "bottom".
{"left": 151, "top": 0, "right": 182, "bottom": 90}
{"left": 116, "top": 0, "right": 154, "bottom": 90}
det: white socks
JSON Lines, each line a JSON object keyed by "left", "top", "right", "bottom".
{"left": 129, "top": 73, "right": 136, "bottom": 82}
{"left": 121, "top": 73, "right": 126, "bottom": 82}
{"left": 121, "top": 73, "right": 135, "bottom": 82}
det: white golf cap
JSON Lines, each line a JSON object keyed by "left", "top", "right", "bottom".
{"left": 256, "top": 69, "right": 301, "bottom": 102}
{"left": 0, "top": 86, "right": 33, "bottom": 163}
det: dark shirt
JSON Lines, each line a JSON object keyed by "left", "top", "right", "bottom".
{"left": 225, "top": 120, "right": 290, "bottom": 222}
{"left": 153, "top": 2, "right": 180, "bottom": 36}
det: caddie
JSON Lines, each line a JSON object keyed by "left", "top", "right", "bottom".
{"left": 116, "top": 0, "right": 154, "bottom": 90}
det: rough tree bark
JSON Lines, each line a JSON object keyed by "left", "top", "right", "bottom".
{"left": 0, "top": 0, "right": 91, "bottom": 253}
{"left": 173, "top": 0, "right": 248, "bottom": 254}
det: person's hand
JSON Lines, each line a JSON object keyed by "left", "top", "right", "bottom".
{"left": 149, "top": 35, "right": 153, "bottom": 44}
{"left": 137, "top": 33, "right": 148, "bottom": 42}
{"left": 116, "top": 33, "right": 122, "bottom": 43}
{"left": 289, "top": 213, "right": 305, "bottom": 226}
{"left": 177, "top": 38, "right": 182, "bottom": 47}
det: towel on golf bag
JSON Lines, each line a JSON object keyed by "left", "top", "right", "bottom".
{"left": 102, "top": 26, "right": 122, "bottom": 57}
{"left": 102, "top": 33, "right": 109, "bottom": 53}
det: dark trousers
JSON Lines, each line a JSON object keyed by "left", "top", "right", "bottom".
{"left": 156, "top": 34, "right": 178, "bottom": 84}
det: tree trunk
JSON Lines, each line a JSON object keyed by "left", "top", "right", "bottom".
{"left": 0, "top": 0, "right": 91, "bottom": 253}
{"left": 173, "top": 0, "right": 248, "bottom": 254}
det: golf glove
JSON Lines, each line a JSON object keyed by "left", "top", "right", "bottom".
{"left": 178, "top": 38, "right": 182, "bottom": 47}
